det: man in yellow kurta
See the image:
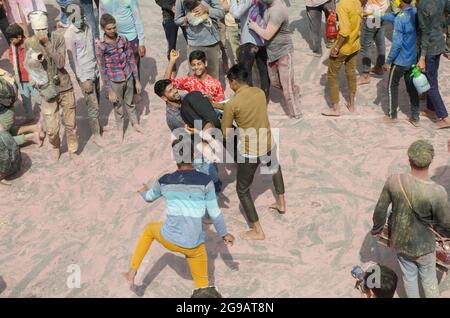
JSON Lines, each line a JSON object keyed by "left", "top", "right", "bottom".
{"left": 322, "top": 0, "right": 366, "bottom": 116}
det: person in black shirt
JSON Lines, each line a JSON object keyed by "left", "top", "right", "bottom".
{"left": 156, "top": 0, "right": 187, "bottom": 78}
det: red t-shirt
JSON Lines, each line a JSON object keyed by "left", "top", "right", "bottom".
{"left": 172, "top": 75, "right": 225, "bottom": 102}
{"left": 8, "top": 42, "right": 30, "bottom": 82}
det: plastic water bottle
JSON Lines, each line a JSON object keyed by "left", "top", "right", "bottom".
{"left": 411, "top": 65, "right": 430, "bottom": 95}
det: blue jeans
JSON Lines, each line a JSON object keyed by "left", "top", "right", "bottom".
{"left": 80, "top": 0, "right": 98, "bottom": 38}
{"left": 18, "top": 82, "right": 41, "bottom": 118}
{"left": 193, "top": 158, "right": 222, "bottom": 193}
{"left": 58, "top": 0, "right": 98, "bottom": 37}
{"left": 425, "top": 54, "right": 448, "bottom": 119}
{"left": 57, "top": 0, "right": 71, "bottom": 24}
{"left": 359, "top": 20, "right": 386, "bottom": 74}
{"left": 397, "top": 252, "right": 440, "bottom": 298}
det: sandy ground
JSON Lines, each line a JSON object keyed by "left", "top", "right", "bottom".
{"left": 0, "top": 0, "right": 450, "bottom": 298}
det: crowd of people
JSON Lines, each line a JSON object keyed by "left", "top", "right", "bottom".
{"left": 0, "top": 0, "right": 450, "bottom": 298}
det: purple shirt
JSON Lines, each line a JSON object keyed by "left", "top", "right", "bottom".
{"left": 95, "top": 35, "right": 138, "bottom": 92}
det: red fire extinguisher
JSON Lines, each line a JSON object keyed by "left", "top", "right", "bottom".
{"left": 326, "top": 10, "right": 338, "bottom": 41}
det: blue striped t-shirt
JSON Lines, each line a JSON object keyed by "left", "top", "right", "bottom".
{"left": 141, "top": 169, "right": 228, "bottom": 248}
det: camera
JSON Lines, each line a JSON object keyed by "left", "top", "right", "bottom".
{"left": 351, "top": 265, "right": 367, "bottom": 292}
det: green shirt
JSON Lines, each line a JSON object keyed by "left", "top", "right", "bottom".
{"left": 417, "top": 0, "right": 447, "bottom": 57}
{"left": 372, "top": 173, "right": 450, "bottom": 257}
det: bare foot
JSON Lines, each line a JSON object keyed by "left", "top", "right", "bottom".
{"left": 381, "top": 116, "right": 398, "bottom": 124}
{"left": 239, "top": 229, "right": 265, "bottom": 240}
{"left": 435, "top": 119, "right": 450, "bottom": 130}
{"left": 408, "top": 118, "right": 420, "bottom": 127}
{"left": 421, "top": 110, "right": 437, "bottom": 121}
{"left": 52, "top": 148, "right": 60, "bottom": 162}
{"left": 92, "top": 135, "right": 105, "bottom": 148}
{"left": 371, "top": 66, "right": 384, "bottom": 76}
{"left": 346, "top": 102, "right": 355, "bottom": 113}
{"left": 132, "top": 124, "right": 144, "bottom": 134}
{"left": 357, "top": 74, "right": 370, "bottom": 85}
{"left": 269, "top": 202, "right": 285, "bottom": 214}
{"left": 321, "top": 109, "right": 341, "bottom": 117}
{"left": 122, "top": 270, "right": 137, "bottom": 287}
{"left": 69, "top": 152, "right": 80, "bottom": 161}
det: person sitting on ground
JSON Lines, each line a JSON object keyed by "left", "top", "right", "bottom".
{"left": 123, "top": 138, "right": 235, "bottom": 297}
{"left": 0, "top": 68, "right": 44, "bottom": 147}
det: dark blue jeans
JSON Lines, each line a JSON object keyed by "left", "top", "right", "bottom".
{"left": 0, "top": 5, "right": 9, "bottom": 44}
{"left": 425, "top": 54, "right": 448, "bottom": 119}
{"left": 81, "top": 0, "right": 98, "bottom": 38}
{"left": 163, "top": 19, "right": 187, "bottom": 70}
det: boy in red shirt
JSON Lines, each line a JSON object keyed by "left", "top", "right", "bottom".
{"left": 6, "top": 23, "right": 41, "bottom": 123}
{"left": 164, "top": 49, "right": 225, "bottom": 103}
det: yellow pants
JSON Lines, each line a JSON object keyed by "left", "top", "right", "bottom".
{"left": 130, "top": 222, "right": 209, "bottom": 289}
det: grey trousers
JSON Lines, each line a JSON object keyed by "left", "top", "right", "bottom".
{"left": 79, "top": 77, "right": 101, "bottom": 135}
{"left": 110, "top": 76, "right": 138, "bottom": 126}
{"left": 188, "top": 43, "right": 221, "bottom": 79}
{"left": 360, "top": 20, "right": 386, "bottom": 73}
{"left": 306, "top": 0, "right": 336, "bottom": 54}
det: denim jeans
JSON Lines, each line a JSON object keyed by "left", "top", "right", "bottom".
{"left": 57, "top": 0, "right": 71, "bottom": 24}
{"left": 162, "top": 19, "right": 187, "bottom": 70}
{"left": 80, "top": 0, "right": 98, "bottom": 38}
{"left": 0, "top": 5, "right": 9, "bottom": 44}
{"left": 359, "top": 20, "right": 386, "bottom": 74}
{"left": 193, "top": 158, "right": 222, "bottom": 193}
{"left": 18, "top": 82, "right": 41, "bottom": 118}
{"left": 425, "top": 54, "right": 448, "bottom": 119}
{"left": 397, "top": 252, "right": 440, "bottom": 298}
{"left": 387, "top": 64, "right": 419, "bottom": 120}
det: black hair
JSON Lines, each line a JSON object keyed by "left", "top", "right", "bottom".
{"left": 183, "top": 0, "right": 201, "bottom": 11}
{"left": 189, "top": 50, "right": 207, "bottom": 64}
{"left": 363, "top": 264, "right": 398, "bottom": 298}
{"left": 226, "top": 63, "right": 249, "bottom": 83}
{"left": 5, "top": 23, "right": 24, "bottom": 40}
{"left": 100, "top": 13, "right": 116, "bottom": 28}
{"left": 402, "top": 0, "right": 413, "bottom": 4}
{"left": 172, "top": 136, "right": 195, "bottom": 166}
{"left": 154, "top": 79, "right": 173, "bottom": 97}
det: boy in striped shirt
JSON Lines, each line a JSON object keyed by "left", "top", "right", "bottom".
{"left": 123, "top": 138, "right": 235, "bottom": 297}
